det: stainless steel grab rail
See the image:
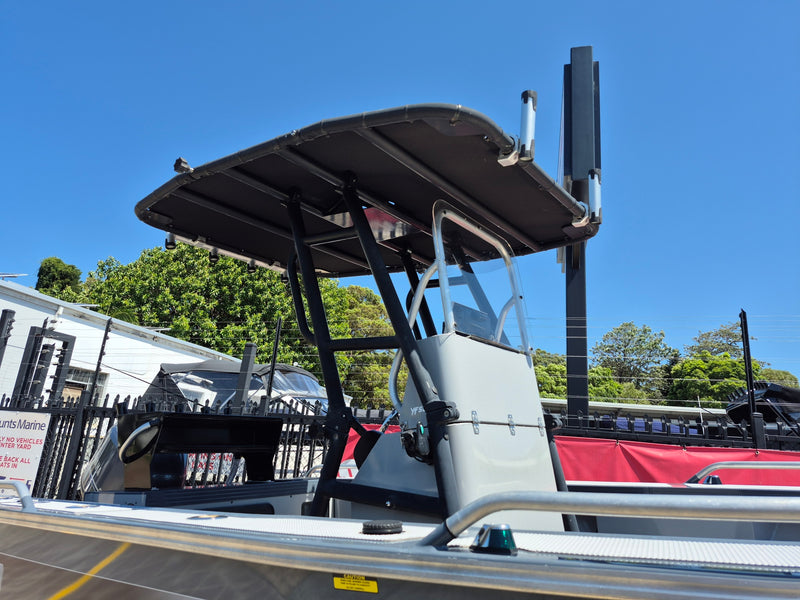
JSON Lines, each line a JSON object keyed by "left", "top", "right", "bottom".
{"left": 420, "top": 489, "right": 800, "bottom": 546}
{"left": 0, "top": 481, "right": 36, "bottom": 513}
{"left": 686, "top": 461, "right": 800, "bottom": 484}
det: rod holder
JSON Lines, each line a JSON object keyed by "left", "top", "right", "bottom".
{"left": 520, "top": 90, "right": 537, "bottom": 161}
{"left": 588, "top": 169, "right": 602, "bottom": 223}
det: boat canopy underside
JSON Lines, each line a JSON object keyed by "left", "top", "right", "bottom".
{"left": 135, "top": 104, "right": 596, "bottom": 276}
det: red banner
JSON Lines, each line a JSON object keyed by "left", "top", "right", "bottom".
{"left": 343, "top": 429, "right": 800, "bottom": 487}
{"left": 555, "top": 436, "right": 800, "bottom": 486}
{"left": 343, "top": 425, "right": 398, "bottom": 468}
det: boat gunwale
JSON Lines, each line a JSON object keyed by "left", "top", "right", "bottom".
{"left": 1, "top": 497, "right": 799, "bottom": 600}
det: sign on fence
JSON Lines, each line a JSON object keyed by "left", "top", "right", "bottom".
{"left": 0, "top": 411, "right": 51, "bottom": 496}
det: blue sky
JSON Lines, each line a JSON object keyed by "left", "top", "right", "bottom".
{"left": 2, "top": 1, "right": 798, "bottom": 376}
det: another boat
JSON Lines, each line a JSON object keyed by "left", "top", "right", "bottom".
{"left": 2, "top": 51, "right": 800, "bottom": 599}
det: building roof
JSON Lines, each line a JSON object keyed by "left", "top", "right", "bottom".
{"left": 0, "top": 279, "right": 234, "bottom": 361}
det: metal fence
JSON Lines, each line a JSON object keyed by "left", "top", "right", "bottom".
{"left": 0, "top": 392, "right": 394, "bottom": 500}
{"left": 550, "top": 408, "right": 800, "bottom": 451}
{"left": 1, "top": 391, "right": 118, "bottom": 499}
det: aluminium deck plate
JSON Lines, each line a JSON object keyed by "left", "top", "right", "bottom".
{"left": 4, "top": 498, "right": 799, "bottom": 574}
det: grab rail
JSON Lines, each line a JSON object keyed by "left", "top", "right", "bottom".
{"left": 431, "top": 200, "right": 530, "bottom": 352}
{"left": 0, "top": 481, "right": 36, "bottom": 513}
{"left": 420, "top": 489, "right": 800, "bottom": 546}
{"left": 388, "top": 261, "right": 439, "bottom": 409}
{"left": 686, "top": 461, "right": 800, "bottom": 484}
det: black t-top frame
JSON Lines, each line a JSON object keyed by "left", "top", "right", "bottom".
{"left": 135, "top": 103, "right": 600, "bottom": 517}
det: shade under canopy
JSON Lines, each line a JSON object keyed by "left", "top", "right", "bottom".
{"left": 135, "top": 104, "right": 598, "bottom": 277}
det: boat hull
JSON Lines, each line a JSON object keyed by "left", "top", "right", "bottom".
{"left": 2, "top": 499, "right": 800, "bottom": 600}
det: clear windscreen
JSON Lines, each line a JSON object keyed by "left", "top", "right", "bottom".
{"left": 437, "top": 216, "right": 529, "bottom": 352}
{"left": 171, "top": 371, "right": 265, "bottom": 409}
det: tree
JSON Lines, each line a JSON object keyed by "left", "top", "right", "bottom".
{"left": 36, "top": 257, "right": 81, "bottom": 294}
{"left": 47, "top": 245, "right": 401, "bottom": 408}
{"left": 759, "top": 368, "right": 799, "bottom": 388}
{"left": 336, "top": 286, "right": 399, "bottom": 408}
{"left": 532, "top": 350, "right": 641, "bottom": 403}
{"left": 532, "top": 350, "right": 567, "bottom": 398}
{"left": 588, "top": 366, "right": 623, "bottom": 402}
{"left": 667, "top": 351, "right": 761, "bottom": 408}
{"left": 78, "top": 247, "right": 300, "bottom": 362}
{"left": 591, "top": 322, "right": 678, "bottom": 392}
{"left": 684, "top": 322, "right": 743, "bottom": 359}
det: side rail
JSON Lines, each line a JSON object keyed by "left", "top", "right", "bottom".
{"left": 420, "top": 489, "right": 800, "bottom": 546}
{"left": 686, "top": 461, "right": 800, "bottom": 484}
{"left": 0, "top": 481, "right": 36, "bottom": 513}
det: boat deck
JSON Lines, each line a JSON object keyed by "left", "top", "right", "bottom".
{"left": 3, "top": 497, "right": 799, "bottom": 575}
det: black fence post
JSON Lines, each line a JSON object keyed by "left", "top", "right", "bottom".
{"left": 56, "top": 389, "right": 91, "bottom": 499}
{"left": 88, "top": 319, "right": 112, "bottom": 402}
{"left": 0, "top": 309, "right": 15, "bottom": 370}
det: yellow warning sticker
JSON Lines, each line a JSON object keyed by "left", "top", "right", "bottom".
{"left": 333, "top": 573, "right": 379, "bottom": 593}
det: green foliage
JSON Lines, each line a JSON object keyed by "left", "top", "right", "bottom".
{"left": 684, "top": 322, "right": 743, "bottom": 360}
{"left": 35, "top": 257, "right": 81, "bottom": 294}
{"left": 758, "top": 368, "right": 799, "bottom": 388}
{"left": 532, "top": 350, "right": 566, "bottom": 398}
{"left": 81, "top": 246, "right": 302, "bottom": 361}
{"left": 588, "top": 366, "right": 624, "bottom": 402}
{"left": 591, "top": 322, "right": 678, "bottom": 393}
{"left": 36, "top": 246, "right": 799, "bottom": 410}
{"left": 45, "top": 245, "right": 400, "bottom": 408}
{"left": 532, "top": 350, "right": 643, "bottom": 403}
{"left": 667, "top": 351, "right": 761, "bottom": 408}
{"left": 646, "top": 360, "right": 680, "bottom": 400}
{"left": 536, "top": 363, "right": 567, "bottom": 399}
{"left": 615, "top": 382, "right": 651, "bottom": 403}
{"left": 334, "top": 285, "right": 399, "bottom": 409}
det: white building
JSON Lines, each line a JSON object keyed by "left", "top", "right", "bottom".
{"left": 0, "top": 280, "right": 235, "bottom": 401}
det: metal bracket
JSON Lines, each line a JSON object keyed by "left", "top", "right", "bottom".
{"left": 538, "top": 417, "right": 546, "bottom": 437}
{"left": 497, "top": 149, "right": 519, "bottom": 167}
{"left": 570, "top": 209, "right": 590, "bottom": 229}
{"left": 472, "top": 410, "right": 480, "bottom": 435}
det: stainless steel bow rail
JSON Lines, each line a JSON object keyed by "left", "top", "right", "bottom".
{"left": 0, "top": 480, "right": 36, "bottom": 512}
{"left": 420, "top": 489, "right": 800, "bottom": 546}
{"left": 2, "top": 489, "right": 800, "bottom": 599}
{"left": 686, "top": 461, "right": 800, "bottom": 484}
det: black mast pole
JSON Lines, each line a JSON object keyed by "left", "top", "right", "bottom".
{"left": 563, "top": 46, "right": 601, "bottom": 425}
{"left": 739, "top": 309, "right": 765, "bottom": 449}
{"left": 740, "top": 309, "right": 756, "bottom": 417}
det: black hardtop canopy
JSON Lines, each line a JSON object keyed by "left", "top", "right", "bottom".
{"left": 136, "top": 104, "right": 597, "bottom": 277}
